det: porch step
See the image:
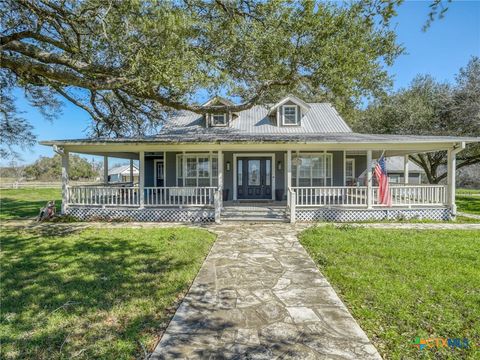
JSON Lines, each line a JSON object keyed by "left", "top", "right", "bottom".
{"left": 221, "top": 206, "right": 288, "bottom": 222}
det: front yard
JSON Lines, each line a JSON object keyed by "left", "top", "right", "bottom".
{"left": 300, "top": 226, "right": 480, "bottom": 359}
{"left": 0, "top": 225, "right": 215, "bottom": 359}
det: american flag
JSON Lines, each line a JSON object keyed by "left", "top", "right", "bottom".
{"left": 374, "top": 155, "right": 392, "bottom": 207}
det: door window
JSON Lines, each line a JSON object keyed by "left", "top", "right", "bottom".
{"left": 248, "top": 160, "right": 261, "bottom": 186}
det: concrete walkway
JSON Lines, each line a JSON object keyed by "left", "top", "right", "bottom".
{"left": 151, "top": 224, "right": 381, "bottom": 359}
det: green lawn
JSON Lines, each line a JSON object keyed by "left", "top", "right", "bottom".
{"left": 0, "top": 226, "right": 215, "bottom": 359}
{"left": 456, "top": 195, "right": 480, "bottom": 215}
{"left": 299, "top": 226, "right": 480, "bottom": 359}
{"left": 0, "top": 188, "right": 61, "bottom": 220}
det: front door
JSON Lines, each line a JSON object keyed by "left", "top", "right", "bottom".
{"left": 237, "top": 157, "right": 272, "bottom": 199}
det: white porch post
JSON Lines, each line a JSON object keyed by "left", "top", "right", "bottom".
{"left": 367, "top": 150, "right": 373, "bottom": 209}
{"left": 139, "top": 151, "right": 145, "bottom": 208}
{"left": 61, "top": 150, "right": 69, "bottom": 214}
{"left": 447, "top": 148, "right": 456, "bottom": 214}
{"left": 404, "top": 155, "right": 409, "bottom": 184}
{"left": 218, "top": 150, "right": 224, "bottom": 206}
{"left": 103, "top": 155, "right": 108, "bottom": 184}
{"left": 287, "top": 150, "right": 292, "bottom": 203}
{"left": 129, "top": 159, "right": 134, "bottom": 183}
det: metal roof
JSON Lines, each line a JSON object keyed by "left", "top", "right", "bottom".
{"left": 41, "top": 133, "right": 479, "bottom": 145}
{"left": 108, "top": 164, "right": 139, "bottom": 176}
{"left": 162, "top": 103, "right": 352, "bottom": 135}
{"left": 385, "top": 157, "right": 424, "bottom": 173}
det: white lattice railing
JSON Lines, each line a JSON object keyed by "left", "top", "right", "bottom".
{"left": 290, "top": 185, "right": 447, "bottom": 208}
{"left": 374, "top": 185, "right": 447, "bottom": 206}
{"left": 144, "top": 187, "right": 216, "bottom": 207}
{"left": 67, "top": 186, "right": 139, "bottom": 206}
{"left": 291, "top": 186, "right": 368, "bottom": 207}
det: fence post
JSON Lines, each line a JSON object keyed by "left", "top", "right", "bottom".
{"left": 214, "top": 190, "right": 221, "bottom": 223}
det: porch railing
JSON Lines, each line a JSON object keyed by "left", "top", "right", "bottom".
{"left": 290, "top": 185, "right": 447, "bottom": 207}
{"left": 291, "top": 186, "right": 368, "bottom": 207}
{"left": 67, "top": 186, "right": 139, "bottom": 206}
{"left": 144, "top": 187, "right": 216, "bottom": 206}
{"left": 374, "top": 185, "right": 447, "bottom": 206}
{"left": 67, "top": 186, "right": 216, "bottom": 207}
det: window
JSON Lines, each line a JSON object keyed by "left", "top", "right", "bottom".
{"left": 176, "top": 154, "right": 218, "bottom": 186}
{"left": 212, "top": 113, "right": 227, "bottom": 126}
{"left": 345, "top": 158, "right": 355, "bottom": 185}
{"left": 292, "top": 153, "right": 332, "bottom": 186}
{"left": 389, "top": 174, "right": 400, "bottom": 183}
{"left": 283, "top": 105, "right": 298, "bottom": 125}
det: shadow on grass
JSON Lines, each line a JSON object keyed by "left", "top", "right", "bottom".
{"left": 0, "top": 197, "right": 61, "bottom": 220}
{"left": 1, "top": 226, "right": 211, "bottom": 359}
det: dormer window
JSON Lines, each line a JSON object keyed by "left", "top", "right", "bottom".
{"left": 212, "top": 113, "right": 227, "bottom": 126}
{"left": 283, "top": 105, "right": 298, "bottom": 125}
{"left": 268, "top": 95, "right": 310, "bottom": 127}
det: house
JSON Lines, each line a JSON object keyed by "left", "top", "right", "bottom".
{"left": 356, "top": 156, "right": 425, "bottom": 185}
{"left": 41, "top": 95, "right": 478, "bottom": 222}
{"left": 385, "top": 156, "right": 425, "bottom": 184}
{"left": 108, "top": 164, "right": 139, "bottom": 183}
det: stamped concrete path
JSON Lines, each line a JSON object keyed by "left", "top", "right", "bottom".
{"left": 151, "top": 224, "right": 381, "bottom": 359}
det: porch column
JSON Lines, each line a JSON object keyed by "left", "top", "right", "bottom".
{"left": 139, "top": 151, "right": 145, "bottom": 208}
{"left": 404, "top": 155, "right": 409, "bottom": 184}
{"left": 129, "top": 159, "right": 134, "bottom": 183}
{"left": 287, "top": 150, "right": 292, "bottom": 203}
{"left": 61, "top": 150, "right": 69, "bottom": 214}
{"left": 447, "top": 148, "right": 456, "bottom": 214}
{"left": 218, "top": 150, "right": 224, "bottom": 206}
{"left": 366, "top": 150, "right": 373, "bottom": 209}
{"left": 103, "top": 155, "right": 108, "bottom": 184}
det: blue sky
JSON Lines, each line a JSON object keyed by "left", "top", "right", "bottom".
{"left": 5, "top": 0, "right": 480, "bottom": 166}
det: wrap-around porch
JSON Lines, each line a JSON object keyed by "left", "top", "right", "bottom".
{"left": 58, "top": 146, "right": 462, "bottom": 223}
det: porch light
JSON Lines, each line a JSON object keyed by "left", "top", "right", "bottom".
{"left": 226, "top": 161, "right": 231, "bottom": 171}
{"left": 277, "top": 161, "right": 282, "bottom": 170}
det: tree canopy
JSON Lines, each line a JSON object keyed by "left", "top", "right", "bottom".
{"left": 24, "top": 154, "right": 98, "bottom": 180}
{"left": 1, "top": 0, "right": 406, "bottom": 151}
{"left": 355, "top": 57, "right": 480, "bottom": 183}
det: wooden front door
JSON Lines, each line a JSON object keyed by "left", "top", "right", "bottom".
{"left": 237, "top": 157, "right": 272, "bottom": 199}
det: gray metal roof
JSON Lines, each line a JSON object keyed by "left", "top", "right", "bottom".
{"left": 386, "top": 157, "right": 424, "bottom": 173}
{"left": 162, "top": 103, "right": 352, "bottom": 135}
{"left": 108, "top": 164, "right": 139, "bottom": 176}
{"left": 41, "top": 133, "right": 479, "bottom": 145}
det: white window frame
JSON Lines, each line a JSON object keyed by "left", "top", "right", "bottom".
{"left": 389, "top": 174, "right": 401, "bottom": 184}
{"left": 282, "top": 105, "right": 298, "bottom": 126}
{"left": 154, "top": 156, "right": 166, "bottom": 187}
{"left": 176, "top": 154, "right": 218, "bottom": 187}
{"left": 345, "top": 158, "right": 355, "bottom": 183}
{"left": 292, "top": 153, "right": 333, "bottom": 186}
{"left": 211, "top": 113, "right": 227, "bottom": 126}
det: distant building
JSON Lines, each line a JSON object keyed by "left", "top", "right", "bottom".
{"left": 385, "top": 156, "right": 425, "bottom": 184}
{"left": 357, "top": 156, "right": 425, "bottom": 185}
{"left": 108, "top": 165, "right": 139, "bottom": 183}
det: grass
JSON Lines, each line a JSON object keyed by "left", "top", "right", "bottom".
{"left": 457, "top": 188, "right": 480, "bottom": 195}
{"left": 299, "top": 226, "right": 480, "bottom": 359}
{"left": 0, "top": 225, "right": 215, "bottom": 359}
{"left": 0, "top": 188, "right": 61, "bottom": 220}
{"left": 456, "top": 195, "right": 480, "bottom": 215}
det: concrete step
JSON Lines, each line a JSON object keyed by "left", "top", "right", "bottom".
{"left": 221, "top": 216, "right": 289, "bottom": 223}
{"left": 221, "top": 206, "right": 288, "bottom": 222}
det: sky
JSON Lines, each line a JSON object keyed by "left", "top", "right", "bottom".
{"left": 4, "top": 0, "right": 480, "bottom": 166}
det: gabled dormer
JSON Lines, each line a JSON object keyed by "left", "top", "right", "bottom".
{"left": 202, "top": 96, "right": 235, "bottom": 127}
{"left": 267, "top": 95, "right": 311, "bottom": 127}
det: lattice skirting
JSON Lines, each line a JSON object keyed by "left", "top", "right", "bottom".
{"left": 66, "top": 206, "right": 215, "bottom": 222}
{"left": 295, "top": 208, "right": 451, "bottom": 222}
